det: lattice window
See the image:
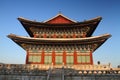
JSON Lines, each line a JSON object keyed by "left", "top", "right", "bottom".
{"left": 77, "top": 55, "right": 90, "bottom": 63}
{"left": 28, "top": 55, "right": 41, "bottom": 63}
{"left": 82, "top": 56, "right": 86, "bottom": 63}
{"left": 28, "top": 55, "right": 32, "bottom": 62}
{"left": 66, "top": 56, "right": 74, "bottom": 65}
{"left": 86, "top": 56, "right": 90, "bottom": 63}
{"left": 44, "top": 56, "right": 52, "bottom": 64}
{"left": 55, "top": 56, "right": 63, "bottom": 64}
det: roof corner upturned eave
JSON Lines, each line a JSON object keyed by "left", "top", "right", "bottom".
{"left": 85, "top": 16, "right": 102, "bottom": 37}
{"left": 18, "top": 17, "right": 34, "bottom": 37}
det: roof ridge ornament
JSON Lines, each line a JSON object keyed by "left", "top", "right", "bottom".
{"left": 58, "top": 10, "right": 62, "bottom": 14}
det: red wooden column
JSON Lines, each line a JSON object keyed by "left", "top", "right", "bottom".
{"left": 90, "top": 51, "right": 93, "bottom": 65}
{"left": 63, "top": 50, "right": 66, "bottom": 65}
{"left": 52, "top": 50, "right": 55, "bottom": 65}
{"left": 41, "top": 50, "right": 45, "bottom": 64}
{"left": 74, "top": 50, "right": 77, "bottom": 65}
{"left": 26, "top": 50, "right": 29, "bottom": 64}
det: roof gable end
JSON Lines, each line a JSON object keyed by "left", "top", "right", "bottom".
{"left": 44, "top": 13, "right": 76, "bottom": 24}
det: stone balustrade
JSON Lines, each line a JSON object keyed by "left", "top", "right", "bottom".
{"left": 0, "top": 64, "right": 120, "bottom": 80}
{"left": 0, "top": 63, "right": 120, "bottom": 75}
{"left": 0, "top": 64, "right": 111, "bottom": 70}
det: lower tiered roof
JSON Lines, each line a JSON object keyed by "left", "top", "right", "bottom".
{"left": 8, "top": 33, "right": 111, "bottom": 51}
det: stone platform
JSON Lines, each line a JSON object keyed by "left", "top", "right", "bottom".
{"left": 0, "top": 64, "right": 120, "bottom": 80}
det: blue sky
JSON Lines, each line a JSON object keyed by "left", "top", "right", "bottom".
{"left": 0, "top": 0, "right": 120, "bottom": 67}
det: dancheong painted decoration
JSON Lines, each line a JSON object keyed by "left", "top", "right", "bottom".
{"left": 8, "top": 13, "right": 111, "bottom": 65}
{"left": 0, "top": 13, "right": 120, "bottom": 80}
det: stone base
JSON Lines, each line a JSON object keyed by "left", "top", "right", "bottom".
{"left": 0, "top": 64, "right": 120, "bottom": 80}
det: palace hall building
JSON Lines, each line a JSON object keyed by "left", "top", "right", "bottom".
{"left": 0, "top": 13, "right": 120, "bottom": 80}
{"left": 8, "top": 14, "right": 110, "bottom": 65}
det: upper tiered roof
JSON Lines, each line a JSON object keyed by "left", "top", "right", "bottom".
{"left": 18, "top": 14, "right": 102, "bottom": 37}
{"left": 8, "top": 14, "right": 111, "bottom": 52}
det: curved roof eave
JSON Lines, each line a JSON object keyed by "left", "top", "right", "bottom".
{"left": 8, "top": 34, "right": 111, "bottom": 51}
{"left": 17, "top": 16, "right": 102, "bottom": 37}
{"left": 8, "top": 33, "right": 111, "bottom": 44}
{"left": 18, "top": 16, "right": 102, "bottom": 26}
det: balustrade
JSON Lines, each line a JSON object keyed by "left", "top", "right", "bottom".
{"left": 0, "top": 64, "right": 120, "bottom": 75}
